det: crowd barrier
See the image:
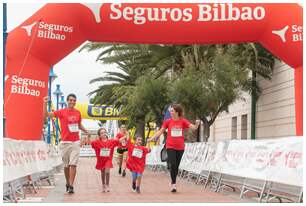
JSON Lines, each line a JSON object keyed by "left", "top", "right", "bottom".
{"left": 80, "top": 145, "right": 96, "bottom": 157}
{"left": 146, "top": 137, "right": 303, "bottom": 203}
{"left": 4, "top": 137, "right": 301, "bottom": 202}
{"left": 3, "top": 138, "right": 63, "bottom": 202}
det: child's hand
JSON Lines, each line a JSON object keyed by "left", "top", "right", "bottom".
{"left": 195, "top": 120, "right": 201, "bottom": 126}
{"left": 80, "top": 140, "right": 85, "bottom": 147}
{"left": 147, "top": 137, "right": 154, "bottom": 142}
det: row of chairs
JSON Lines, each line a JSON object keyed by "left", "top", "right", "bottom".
{"left": 146, "top": 164, "right": 303, "bottom": 203}
{"left": 3, "top": 165, "right": 62, "bottom": 203}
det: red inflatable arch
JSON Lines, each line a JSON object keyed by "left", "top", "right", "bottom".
{"left": 4, "top": 3, "right": 302, "bottom": 140}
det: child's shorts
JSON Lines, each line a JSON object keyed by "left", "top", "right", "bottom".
{"left": 132, "top": 172, "right": 142, "bottom": 179}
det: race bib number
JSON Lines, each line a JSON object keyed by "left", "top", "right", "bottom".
{"left": 171, "top": 128, "right": 182, "bottom": 137}
{"left": 68, "top": 124, "right": 79, "bottom": 132}
{"left": 100, "top": 148, "right": 111, "bottom": 157}
{"left": 132, "top": 148, "right": 143, "bottom": 158}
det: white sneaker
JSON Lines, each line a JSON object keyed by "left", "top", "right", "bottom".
{"left": 106, "top": 185, "right": 110, "bottom": 192}
{"left": 171, "top": 184, "right": 177, "bottom": 193}
{"left": 102, "top": 185, "right": 106, "bottom": 193}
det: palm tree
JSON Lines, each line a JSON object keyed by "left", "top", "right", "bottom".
{"left": 82, "top": 42, "right": 275, "bottom": 142}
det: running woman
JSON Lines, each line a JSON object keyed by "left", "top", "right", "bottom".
{"left": 83, "top": 128, "right": 126, "bottom": 192}
{"left": 126, "top": 136, "right": 151, "bottom": 194}
{"left": 148, "top": 103, "right": 200, "bottom": 193}
{"left": 115, "top": 124, "right": 129, "bottom": 177}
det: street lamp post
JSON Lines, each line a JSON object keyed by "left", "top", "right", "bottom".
{"left": 59, "top": 95, "right": 66, "bottom": 109}
{"left": 53, "top": 84, "right": 63, "bottom": 145}
{"left": 47, "top": 67, "right": 57, "bottom": 144}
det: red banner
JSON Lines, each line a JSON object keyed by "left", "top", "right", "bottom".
{"left": 4, "top": 3, "right": 302, "bottom": 140}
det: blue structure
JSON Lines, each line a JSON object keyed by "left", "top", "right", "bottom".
{"left": 53, "top": 84, "right": 63, "bottom": 145}
{"left": 163, "top": 105, "right": 171, "bottom": 121}
{"left": 47, "top": 67, "right": 57, "bottom": 144}
{"left": 59, "top": 95, "right": 66, "bottom": 108}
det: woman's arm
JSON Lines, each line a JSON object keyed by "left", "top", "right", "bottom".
{"left": 125, "top": 131, "right": 130, "bottom": 141}
{"left": 147, "top": 127, "right": 166, "bottom": 142}
{"left": 145, "top": 141, "right": 151, "bottom": 153}
{"left": 189, "top": 120, "right": 201, "bottom": 130}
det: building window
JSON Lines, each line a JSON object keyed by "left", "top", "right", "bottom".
{"left": 231, "top": 116, "right": 237, "bottom": 139}
{"left": 241, "top": 114, "right": 248, "bottom": 139}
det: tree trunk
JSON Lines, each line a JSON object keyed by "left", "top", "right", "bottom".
{"left": 146, "top": 122, "right": 151, "bottom": 140}
{"left": 135, "top": 119, "right": 145, "bottom": 145}
{"left": 202, "top": 120, "right": 210, "bottom": 142}
{"left": 196, "top": 126, "right": 200, "bottom": 142}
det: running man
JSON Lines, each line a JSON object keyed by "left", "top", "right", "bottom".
{"left": 115, "top": 124, "right": 129, "bottom": 177}
{"left": 43, "top": 94, "right": 89, "bottom": 194}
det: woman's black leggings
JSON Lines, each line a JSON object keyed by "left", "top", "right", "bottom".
{"left": 166, "top": 149, "right": 184, "bottom": 184}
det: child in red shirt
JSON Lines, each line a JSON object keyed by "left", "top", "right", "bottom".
{"left": 83, "top": 128, "right": 127, "bottom": 192}
{"left": 126, "top": 136, "right": 151, "bottom": 193}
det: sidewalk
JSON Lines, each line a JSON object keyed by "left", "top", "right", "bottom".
{"left": 27, "top": 157, "right": 257, "bottom": 203}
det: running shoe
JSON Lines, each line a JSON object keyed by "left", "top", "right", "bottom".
{"left": 171, "top": 184, "right": 177, "bottom": 193}
{"left": 102, "top": 185, "right": 106, "bottom": 193}
{"left": 122, "top": 170, "right": 126, "bottom": 177}
{"left": 132, "top": 182, "right": 136, "bottom": 190}
{"left": 106, "top": 185, "right": 110, "bottom": 192}
{"left": 118, "top": 167, "right": 122, "bottom": 174}
{"left": 68, "top": 186, "right": 74, "bottom": 194}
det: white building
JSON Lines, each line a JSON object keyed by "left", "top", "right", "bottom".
{"left": 207, "top": 60, "right": 295, "bottom": 141}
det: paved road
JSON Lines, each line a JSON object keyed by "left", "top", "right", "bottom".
{"left": 23, "top": 157, "right": 257, "bottom": 203}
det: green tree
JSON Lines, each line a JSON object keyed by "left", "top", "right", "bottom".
{"left": 119, "top": 75, "right": 170, "bottom": 143}
{"left": 171, "top": 54, "right": 241, "bottom": 141}
{"left": 82, "top": 42, "right": 275, "bottom": 142}
{"left": 171, "top": 44, "right": 275, "bottom": 141}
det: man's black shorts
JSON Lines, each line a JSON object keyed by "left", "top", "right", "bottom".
{"left": 117, "top": 148, "right": 128, "bottom": 154}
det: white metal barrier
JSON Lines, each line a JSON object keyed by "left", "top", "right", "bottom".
{"left": 3, "top": 139, "right": 63, "bottom": 202}
{"left": 146, "top": 137, "right": 303, "bottom": 203}
{"left": 80, "top": 146, "right": 96, "bottom": 157}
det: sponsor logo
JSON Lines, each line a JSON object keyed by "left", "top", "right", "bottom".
{"left": 291, "top": 25, "right": 303, "bottom": 42}
{"left": 272, "top": 25, "right": 289, "bottom": 42}
{"left": 10, "top": 75, "right": 45, "bottom": 97}
{"left": 87, "top": 105, "right": 121, "bottom": 117}
{"left": 21, "top": 21, "right": 73, "bottom": 41}
{"left": 68, "top": 116, "right": 77, "bottom": 121}
{"left": 272, "top": 25, "right": 302, "bottom": 43}
{"left": 21, "top": 22, "right": 37, "bottom": 36}
{"left": 109, "top": 3, "right": 265, "bottom": 25}
{"left": 81, "top": 3, "right": 104, "bottom": 23}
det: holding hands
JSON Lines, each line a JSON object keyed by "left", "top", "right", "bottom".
{"left": 147, "top": 136, "right": 158, "bottom": 143}
{"left": 195, "top": 120, "right": 201, "bottom": 128}
{"left": 81, "top": 134, "right": 91, "bottom": 147}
